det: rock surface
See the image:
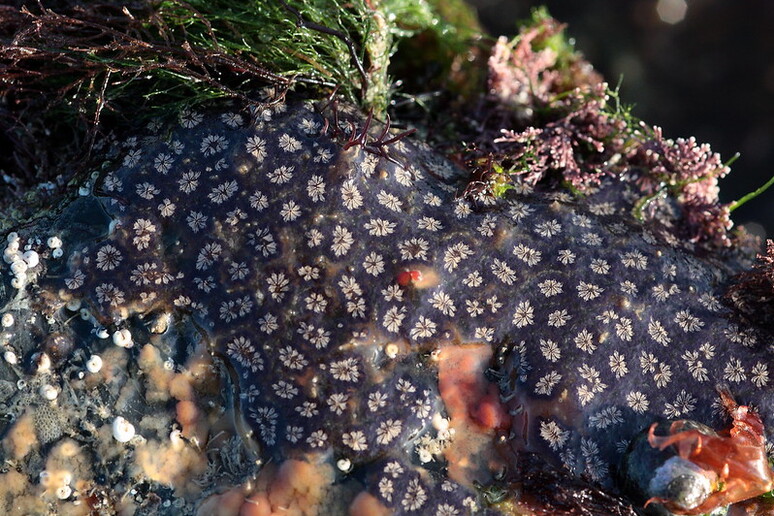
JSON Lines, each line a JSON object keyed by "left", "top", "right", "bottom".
{"left": 0, "top": 95, "right": 772, "bottom": 515}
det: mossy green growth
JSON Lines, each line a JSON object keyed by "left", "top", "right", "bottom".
{"left": 524, "top": 7, "right": 574, "bottom": 61}
{"left": 151, "top": 0, "right": 479, "bottom": 114}
{"left": 2, "top": 0, "right": 482, "bottom": 134}
{"left": 154, "top": 0, "right": 373, "bottom": 102}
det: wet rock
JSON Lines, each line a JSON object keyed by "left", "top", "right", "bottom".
{"left": 0, "top": 95, "right": 771, "bottom": 515}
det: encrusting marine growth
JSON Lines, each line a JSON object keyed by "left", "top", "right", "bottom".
{"left": 1, "top": 2, "right": 773, "bottom": 516}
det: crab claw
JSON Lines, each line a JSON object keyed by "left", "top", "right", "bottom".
{"left": 622, "top": 388, "right": 773, "bottom": 515}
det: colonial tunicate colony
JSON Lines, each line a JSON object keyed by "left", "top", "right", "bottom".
{"left": 1, "top": 96, "right": 772, "bottom": 515}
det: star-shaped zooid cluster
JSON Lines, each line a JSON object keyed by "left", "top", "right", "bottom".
{"left": 39, "top": 96, "right": 774, "bottom": 511}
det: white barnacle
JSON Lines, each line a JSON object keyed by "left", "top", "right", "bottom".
{"left": 384, "top": 343, "right": 400, "bottom": 359}
{"left": 22, "top": 250, "right": 39, "bottom": 268}
{"left": 3, "top": 350, "right": 17, "bottom": 365}
{"left": 417, "top": 447, "right": 433, "bottom": 464}
{"left": 112, "top": 329, "right": 133, "bottom": 348}
{"left": 3, "top": 247, "right": 20, "bottom": 264}
{"left": 169, "top": 429, "right": 184, "bottom": 451}
{"left": 112, "top": 416, "right": 136, "bottom": 443}
{"left": 55, "top": 485, "right": 72, "bottom": 500}
{"left": 5, "top": 237, "right": 19, "bottom": 252}
{"left": 10, "top": 276, "right": 26, "bottom": 290}
{"left": 86, "top": 355, "right": 103, "bottom": 373}
{"left": 10, "top": 259, "right": 27, "bottom": 276}
{"left": 39, "top": 384, "right": 59, "bottom": 401}
{"left": 38, "top": 470, "right": 51, "bottom": 487}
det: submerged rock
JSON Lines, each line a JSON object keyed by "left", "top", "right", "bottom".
{"left": 622, "top": 421, "right": 727, "bottom": 516}
{"left": 0, "top": 95, "right": 772, "bottom": 515}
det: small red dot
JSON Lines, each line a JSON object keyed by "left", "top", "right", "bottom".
{"left": 397, "top": 269, "right": 422, "bottom": 286}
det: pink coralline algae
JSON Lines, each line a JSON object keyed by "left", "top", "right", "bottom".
{"left": 487, "top": 18, "right": 601, "bottom": 115}
{"left": 480, "top": 20, "right": 737, "bottom": 253}
{"left": 15, "top": 92, "right": 768, "bottom": 514}
{"left": 492, "top": 83, "right": 627, "bottom": 189}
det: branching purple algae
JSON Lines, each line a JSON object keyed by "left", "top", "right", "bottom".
{"left": 470, "top": 16, "right": 746, "bottom": 254}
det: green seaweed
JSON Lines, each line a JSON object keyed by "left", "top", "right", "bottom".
{"left": 2, "top": 0, "right": 477, "bottom": 120}
{"left": 729, "top": 169, "right": 774, "bottom": 212}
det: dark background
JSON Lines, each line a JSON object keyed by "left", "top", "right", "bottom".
{"left": 467, "top": 0, "right": 774, "bottom": 246}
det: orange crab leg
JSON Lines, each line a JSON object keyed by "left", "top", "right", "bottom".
{"left": 646, "top": 391, "right": 774, "bottom": 515}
